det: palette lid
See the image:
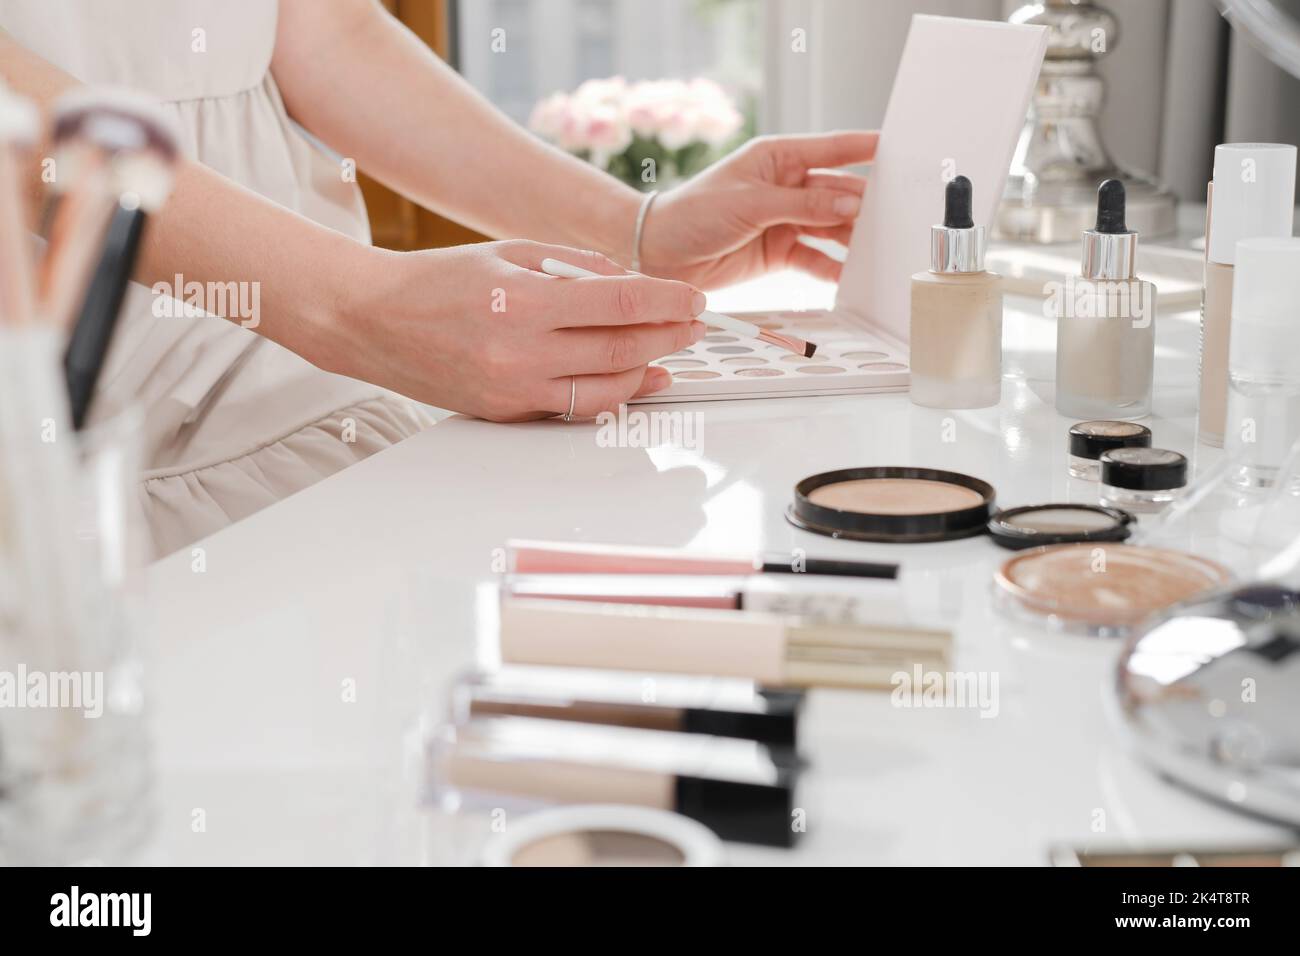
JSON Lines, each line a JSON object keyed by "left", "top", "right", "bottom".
{"left": 835, "top": 15, "right": 1048, "bottom": 341}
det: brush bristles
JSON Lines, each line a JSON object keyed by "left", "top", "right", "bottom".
{"left": 757, "top": 328, "right": 818, "bottom": 357}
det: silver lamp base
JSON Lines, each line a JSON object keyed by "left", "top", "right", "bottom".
{"left": 998, "top": 172, "right": 1178, "bottom": 243}
{"left": 997, "top": 0, "right": 1179, "bottom": 244}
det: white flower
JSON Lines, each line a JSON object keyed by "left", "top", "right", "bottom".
{"left": 582, "top": 102, "right": 633, "bottom": 166}
{"left": 530, "top": 75, "right": 742, "bottom": 160}
{"left": 528, "top": 92, "right": 570, "bottom": 141}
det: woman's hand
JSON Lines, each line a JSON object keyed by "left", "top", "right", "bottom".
{"left": 636, "top": 131, "right": 878, "bottom": 290}
{"left": 323, "top": 241, "right": 706, "bottom": 421}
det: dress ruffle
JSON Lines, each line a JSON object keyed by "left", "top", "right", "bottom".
{"left": 141, "top": 396, "right": 431, "bottom": 558}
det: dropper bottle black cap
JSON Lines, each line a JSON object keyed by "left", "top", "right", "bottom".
{"left": 1094, "top": 179, "right": 1129, "bottom": 234}
{"left": 931, "top": 175, "right": 984, "bottom": 273}
{"left": 1081, "top": 178, "right": 1138, "bottom": 280}
{"left": 944, "top": 175, "right": 975, "bottom": 229}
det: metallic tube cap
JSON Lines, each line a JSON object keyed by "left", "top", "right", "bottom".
{"left": 930, "top": 225, "right": 986, "bottom": 274}
{"left": 1080, "top": 229, "right": 1137, "bottom": 280}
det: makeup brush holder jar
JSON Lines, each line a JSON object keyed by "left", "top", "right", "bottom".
{"left": 0, "top": 397, "right": 153, "bottom": 866}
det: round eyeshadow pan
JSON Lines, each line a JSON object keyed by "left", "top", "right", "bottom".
{"left": 781, "top": 353, "right": 828, "bottom": 363}
{"left": 720, "top": 356, "right": 767, "bottom": 366}
{"left": 796, "top": 365, "right": 846, "bottom": 374}
{"left": 673, "top": 370, "right": 721, "bottom": 379}
{"left": 841, "top": 350, "right": 889, "bottom": 361}
{"left": 706, "top": 345, "right": 754, "bottom": 355}
{"left": 704, "top": 334, "right": 738, "bottom": 343}
{"left": 734, "top": 367, "right": 785, "bottom": 377}
{"left": 659, "top": 359, "right": 706, "bottom": 368}
{"left": 860, "top": 362, "right": 908, "bottom": 371}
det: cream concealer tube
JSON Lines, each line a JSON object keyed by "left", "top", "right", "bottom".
{"left": 496, "top": 598, "right": 950, "bottom": 689}
{"left": 434, "top": 716, "right": 799, "bottom": 846}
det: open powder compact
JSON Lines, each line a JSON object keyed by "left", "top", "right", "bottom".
{"left": 986, "top": 504, "right": 1135, "bottom": 550}
{"left": 788, "top": 467, "right": 995, "bottom": 542}
{"left": 994, "top": 543, "right": 1233, "bottom": 634}
{"left": 478, "top": 805, "right": 724, "bottom": 867}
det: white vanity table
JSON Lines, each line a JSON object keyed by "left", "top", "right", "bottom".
{"left": 143, "top": 217, "right": 1295, "bottom": 865}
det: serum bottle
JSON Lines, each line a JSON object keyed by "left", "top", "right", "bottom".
{"left": 1055, "top": 180, "right": 1157, "bottom": 420}
{"left": 909, "top": 175, "right": 1002, "bottom": 409}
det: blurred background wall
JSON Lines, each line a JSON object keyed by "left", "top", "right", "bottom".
{"left": 363, "top": 0, "right": 1300, "bottom": 247}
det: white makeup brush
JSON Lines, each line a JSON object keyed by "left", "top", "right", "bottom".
{"left": 540, "top": 257, "right": 818, "bottom": 358}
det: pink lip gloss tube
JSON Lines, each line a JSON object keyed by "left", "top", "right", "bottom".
{"left": 506, "top": 539, "right": 898, "bottom": 580}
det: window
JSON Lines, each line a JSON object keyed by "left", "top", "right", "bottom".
{"left": 454, "top": 0, "right": 762, "bottom": 130}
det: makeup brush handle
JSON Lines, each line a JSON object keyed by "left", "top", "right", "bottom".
{"left": 538, "top": 258, "right": 759, "bottom": 339}
{"left": 698, "top": 309, "right": 761, "bottom": 339}
{"left": 539, "top": 257, "right": 594, "bottom": 280}
{"left": 64, "top": 204, "right": 146, "bottom": 430}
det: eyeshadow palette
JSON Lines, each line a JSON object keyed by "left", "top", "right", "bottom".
{"left": 631, "top": 309, "right": 910, "bottom": 403}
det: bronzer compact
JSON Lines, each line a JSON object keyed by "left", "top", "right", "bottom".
{"left": 788, "top": 467, "right": 995, "bottom": 543}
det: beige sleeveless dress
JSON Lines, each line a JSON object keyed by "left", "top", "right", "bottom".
{"left": 1, "top": 0, "right": 431, "bottom": 557}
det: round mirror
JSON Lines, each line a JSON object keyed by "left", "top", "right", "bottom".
{"left": 1218, "top": 0, "right": 1300, "bottom": 80}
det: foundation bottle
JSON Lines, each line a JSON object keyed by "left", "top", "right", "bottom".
{"left": 1055, "top": 180, "right": 1156, "bottom": 420}
{"left": 909, "top": 175, "right": 1002, "bottom": 409}
{"left": 1198, "top": 143, "right": 1296, "bottom": 447}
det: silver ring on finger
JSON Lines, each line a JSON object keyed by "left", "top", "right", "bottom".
{"left": 562, "top": 375, "right": 577, "bottom": 422}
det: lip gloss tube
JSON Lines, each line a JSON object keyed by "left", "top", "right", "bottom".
{"left": 506, "top": 539, "right": 898, "bottom": 580}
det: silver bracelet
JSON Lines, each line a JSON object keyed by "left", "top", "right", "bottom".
{"left": 630, "top": 189, "right": 659, "bottom": 273}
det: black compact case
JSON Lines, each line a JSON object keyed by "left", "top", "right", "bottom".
{"left": 787, "top": 466, "right": 995, "bottom": 543}
{"left": 986, "top": 504, "right": 1135, "bottom": 550}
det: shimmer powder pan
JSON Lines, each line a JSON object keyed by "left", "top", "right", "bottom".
{"left": 995, "top": 543, "right": 1232, "bottom": 634}
{"left": 788, "top": 467, "right": 995, "bottom": 542}
{"left": 986, "top": 504, "right": 1135, "bottom": 550}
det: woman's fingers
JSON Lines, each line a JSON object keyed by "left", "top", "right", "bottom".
{"left": 632, "top": 365, "right": 674, "bottom": 398}
{"left": 543, "top": 272, "right": 704, "bottom": 328}
{"left": 550, "top": 320, "right": 706, "bottom": 375}
{"left": 745, "top": 183, "right": 861, "bottom": 229}
{"left": 763, "top": 130, "right": 879, "bottom": 171}
{"left": 543, "top": 364, "right": 671, "bottom": 418}
{"left": 799, "top": 223, "right": 855, "bottom": 245}
{"left": 498, "top": 241, "right": 626, "bottom": 276}
{"left": 804, "top": 171, "right": 866, "bottom": 196}
{"left": 785, "top": 241, "right": 844, "bottom": 283}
